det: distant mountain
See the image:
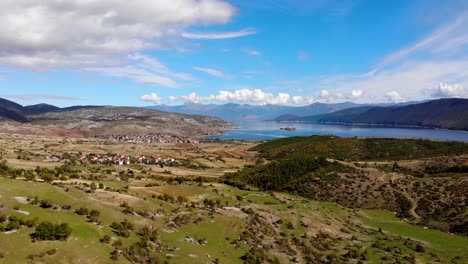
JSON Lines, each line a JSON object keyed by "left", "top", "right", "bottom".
{"left": 276, "top": 98, "right": 468, "bottom": 131}
{"left": 29, "top": 106, "right": 232, "bottom": 137}
{"left": 148, "top": 101, "right": 366, "bottom": 123}
{"left": 0, "top": 98, "right": 29, "bottom": 122}
{"left": 0, "top": 97, "right": 233, "bottom": 137}
{"left": 24, "top": 103, "right": 61, "bottom": 114}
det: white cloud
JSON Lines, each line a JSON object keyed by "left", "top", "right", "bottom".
{"left": 0, "top": 0, "right": 238, "bottom": 70}
{"left": 292, "top": 96, "right": 314, "bottom": 105}
{"left": 86, "top": 53, "right": 195, "bottom": 88}
{"left": 281, "top": 11, "right": 468, "bottom": 104}
{"left": 168, "top": 89, "right": 314, "bottom": 105}
{"left": 320, "top": 90, "right": 330, "bottom": 99}
{"left": 207, "top": 89, "right": 290, "bottom": 105}
{"left": 131, "top": 54, "right": 195, "bottom": 81}
{"left": 350, "top": 89, "right": 363, "bottom": 99}
{"left": 385, "top": 91, "right": 405, "bottom": 103}
{"left": 192, "top": 66, "right": 225, "bottom": 78}
{"left": 377, "top": 12, "right": 468, "bottom": 68}
{"left": 181, "top": 28, "right": 256, "bottom": 39}
{"left": 243, "top": 49, "right": 261, "bottom": 56}
{"left": 87, "top": 65, "right": 179, "bottom": 88}
{"left": 140, "top": 93, "right": 163, "bottom": 104}
{"left": 432, "top": 82, "right": 466, "bottom": 98}
{"left": 181, "top": 92, "right": 202, "bottom": 104}
{"left": 298, "top": 50, "right": 310, "bottom": 61}
{"left": 168, "top": 95, "right": 179, "bottom": 102}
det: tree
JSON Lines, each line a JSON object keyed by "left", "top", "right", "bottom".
{"left": 90, "top": 182, "right": 97, "bottom": 192}
{"left": 40, "top": 199, "right": 53, "bottom": 208}
{"left": 31, "top": 222, "right": 71, "bottom": 241}
{"left": 88, "top": 210, "right": 101, "bottom": 223}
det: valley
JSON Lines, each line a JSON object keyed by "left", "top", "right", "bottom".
{"left": 0, "top": 134, "right": 466, "bottom": 263}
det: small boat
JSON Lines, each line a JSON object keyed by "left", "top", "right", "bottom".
{"left": 280, "top": 127, "right": 297, "bottom": 131}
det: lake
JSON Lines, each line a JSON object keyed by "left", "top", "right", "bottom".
{"left": 204, "top": 121, "right": 468, "bottom": 142}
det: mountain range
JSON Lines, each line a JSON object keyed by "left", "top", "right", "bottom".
{"left": 0, "top": 98, "right": 231, "bottom": 137}
{"left": 147, "top": 101, "right": 365, "bottom": 123}
{"left": 275, "top": 98, "right": 468, "bottom": 131}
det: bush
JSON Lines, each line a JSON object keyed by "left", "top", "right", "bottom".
{"left": 40, "top": 200, "right": 53, "bottom": 209}
{"left": 31, "top": 222, "right": 72, "bottom": 241}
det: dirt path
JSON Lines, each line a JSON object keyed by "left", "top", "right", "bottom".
{"left": 401, "top": 191, "right": 421, "bottom": 222}
{"left": 328, "top": 159, "right": 392, "bottom": 182}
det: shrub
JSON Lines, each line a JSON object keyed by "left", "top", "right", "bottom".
{"left": 31, "top": 222, "right": 72, "bottom": 241}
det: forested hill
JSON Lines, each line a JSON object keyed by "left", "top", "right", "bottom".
{"left": 224, "top": 136, "right": 468, "bottom": 235}
{"left": 275, "top": 98, "right": 468, "bottom": 131}
{"left": 251, "top": 135, "right": 468, "bottom": 161}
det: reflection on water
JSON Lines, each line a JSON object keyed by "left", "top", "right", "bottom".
{"left": 205, "top": 121, "right": 468, "bottom": 142}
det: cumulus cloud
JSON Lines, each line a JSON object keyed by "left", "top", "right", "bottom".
{"left": 320, "top": 90, "right": 330, "bottom": 100}
{"left": 140, "top": 93, "right": 163, "bottom": 104}
{"left": 432, "top": 82, "right": 466, "bottom": 98}
{"left": 181, "top": 92, "right": 202, "bottom": 104}
{"left": 207, "top": 89, "right": 290, "bottom": 105}
{"left": 192, "top": 66, "right": 225, "bottom": 78}
{"left": 182, "top": 28, "right": 256, "bottom": 39}
{"left": 385, "top": 91, "right": 405, "bottom": 103}
{"left": 167, "top": 89, "right": 314, "bottom": 105}
{"left": 292, "top": 96, "right": 314, "bottom": 105}
{"left": 0, "top": 0, "right": 239, "bottom": 70}
{"left": 350, "top": 89, "right": 363, "bottom": 99}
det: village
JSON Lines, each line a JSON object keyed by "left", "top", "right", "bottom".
{"left": 44, "top": 153, "right": 181, "bottom": 166}
{"left": 100, "top": 134, "right": 199, "bottom": 144}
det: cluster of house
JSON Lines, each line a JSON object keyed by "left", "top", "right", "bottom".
{"left": 44, "top": 153, "right": 180, "bottom": 166}
{"left": 79, "top": 154, "right": 180, "bottom": 166}
{"left": 101, "top": 134, "right": 199, "bottom": 144}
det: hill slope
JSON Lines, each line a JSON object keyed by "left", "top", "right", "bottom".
{"left": 29, "top": 106, "right": 233, "bottom": 137}
{"left": 276, "top": 98, "right": 468, "bottom": 131}
{"left": 0, "top": 98, "right": 29, "bottom": 122}
{"left": 0, "top": 98, "right": 233, "bottom": 137}
{"left": 353, "top": 98, "right": 468, "bottom": 130}
{"left": 225, "top": 135, "right": 468, "bottom": 235}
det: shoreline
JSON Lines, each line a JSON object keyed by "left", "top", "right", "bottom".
{"left": 273, "top": 120, "right": 468, "bottom": 133}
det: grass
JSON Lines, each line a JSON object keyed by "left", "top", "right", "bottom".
{"left": 160, "top": 215, "right": 245, "bottom": 263}
{"left": 361, "top": 209, "right": 468, "bottom": 260}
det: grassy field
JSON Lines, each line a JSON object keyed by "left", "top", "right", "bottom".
{"left": 362, "top": 209, "right": 468, "bottom": 259}
{"left": 0, "top": 133, "right": 467, "bottom": 263}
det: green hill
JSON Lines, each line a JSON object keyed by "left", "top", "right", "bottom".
{"left": 224, "top": 136, "right": 468, "bottom": 236}
{"left": 275, "top": 98, "right": 468, "bottom": 131}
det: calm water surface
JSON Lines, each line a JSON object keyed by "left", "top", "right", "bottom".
{"left": 205, "top": 121, "right": 468, "bottom": 142}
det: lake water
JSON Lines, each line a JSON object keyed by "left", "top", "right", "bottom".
{"left": 204, "top": 121, "right": 468, "bottom": 142}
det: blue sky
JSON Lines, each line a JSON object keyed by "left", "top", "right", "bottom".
{"left": 0, "top": 0, "right": 467, "bottom": 107}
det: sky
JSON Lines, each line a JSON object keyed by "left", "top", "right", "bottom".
{"left": 0, "top": 0, "right": 467, "bottom": 107}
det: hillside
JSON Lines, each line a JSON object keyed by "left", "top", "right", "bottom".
{"left": 29, "top": 106, "right": 233, "bottom": 137}
{"left": 275, "top": 98, "right": 468, "bottom": 131}
{"left": 0, "top": 98, "right": 29, "bottom": 122}
{"left": 0, "top": 98, "right": 233, "bottom": 137}
{"left": 0, "top": 134, "right": 466, "bottom": 263}
{"left": 23, "top": 103, "right": 61, "bottom": 115}
{"left": 225, "top": 135, "right": 468, "bottom": 236}
{"left": 352, "top": 98, "right": 468, "bottom": 130}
